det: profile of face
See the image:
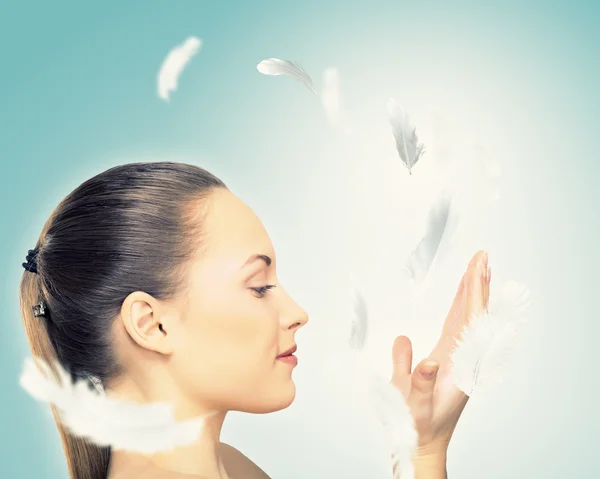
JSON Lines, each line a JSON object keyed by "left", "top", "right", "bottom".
{"left": 118, "top": 188, "right": 309, "bottom": 416}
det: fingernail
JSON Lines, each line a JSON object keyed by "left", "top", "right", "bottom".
{"left": 420, "top": 362, "right": 439, "bottom": 379}
{"left": 487, "top": 266, "right": 491, "bottom": 284}
{"left": 480, "top": 252, "right": 488, "bottom": 268}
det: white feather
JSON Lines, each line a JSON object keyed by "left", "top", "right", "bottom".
{"left": 256, "top": 58, "right": 317, "bottom": 94}
{"left": 387, "top": 98, "right": 426, "bottom": 175}
{"left": 348, "top": 279, "right": 417, "bottom": 479}
{"left": 368, "top": 374, "right": 417, "bottom": 479}
{"left": 348, "top": 273, "right": 368, "bottom": 350}
{"left": 450, "top": 281, "right": 531, "bottom": 396}
{"left": 19, "top": 356, "right": 214, "bottom": 453}
{"left": 404, "top": 189, "right": 459, "bottom": 288}
{"left": 157, "top": 36, "right": 202, "bottom": 102}
{"left": 321, "top": 67, "right": 351, "bottom": 134}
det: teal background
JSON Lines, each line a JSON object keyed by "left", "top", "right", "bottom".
{"left": 1, "top": 0, "right": 599, "bottom": 477}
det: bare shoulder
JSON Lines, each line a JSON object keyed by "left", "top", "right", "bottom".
{"left": 108, "top": 456, "right": 207, "bottom": 479}
{"left": 108, "top": 445, "right": 269, "bottom": 479}
{"left": 220, "top": 442, "right": 271, "bottom": 479}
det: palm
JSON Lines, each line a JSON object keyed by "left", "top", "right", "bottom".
{"left": 391, "top": 251, "right": 490, "bottom": 446}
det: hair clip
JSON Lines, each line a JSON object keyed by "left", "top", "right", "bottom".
{"left": 22, "top": 248, "right": 39, "bottom": 274}
{"left": 32, "top": 301, "right": 46, "bottom": 317}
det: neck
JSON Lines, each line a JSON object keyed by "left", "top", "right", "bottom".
{"left": 106, "top": 376, "right": 231, "bottom": 479}
{"left": 109, "top": 413, "right": 231, "bottom": 478}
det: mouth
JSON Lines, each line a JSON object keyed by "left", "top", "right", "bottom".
{"left": 276, "top": 345, "right": 298, "bottom": 366}
{"left": 276, "top": 344, "right": 297, "bottom": 358}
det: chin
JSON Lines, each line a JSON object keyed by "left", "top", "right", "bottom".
{"left": 241, "top": 380, "right": 297, "bottom": 414}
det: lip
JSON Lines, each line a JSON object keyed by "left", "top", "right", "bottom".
{"left": 276, "top": 344, "right": 297, "bottom": 358}
{"left": 277, "top": 354, "right": 298, "bottom": 366}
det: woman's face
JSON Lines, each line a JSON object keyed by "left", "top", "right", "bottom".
{"left": 171, "top": 188, "right": 308, "bottom": 414}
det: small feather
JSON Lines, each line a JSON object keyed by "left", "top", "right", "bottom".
{"left": 348, "top": 273, "right": 368, "bottom": 350}
{"left": 20, "top": 356, "right": 214, "bottom": 453}
{"left": 387, "top": 98, "right": 426, "bottom": 175}
{"left": 321, "top": 67, "right": 351, "bottom": 134}
{"left": 450, "top": 281, "right": 531, "bottom": 396}
{"left": 157, "top": 36, "right": 202, "bottom": 102}
{"left": 257, "top": 58, "right": 317, "bottom": 94}
{"left": 347, "top": 278, "right": 417, "bottom": 478}
{"left": 405, "top": 189, "right": 459, "bottom": 286}
{"left": 368, "top": 374, "right": 417, "bottom": 479}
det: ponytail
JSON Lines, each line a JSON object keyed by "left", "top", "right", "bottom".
{"left": 17, "top": 161, "right": 227, "bottom": 478}
{"left": 20, "top": 268, "right": 111, "bottom": 479}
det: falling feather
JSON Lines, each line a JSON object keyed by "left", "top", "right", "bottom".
{"left": 256, "top": 58, "right": 317, "bottom": 94}
{"left": 450, "top": 281, "right": 531, "bottom": 396}
{"left": 348, "top": 273, "right": 368, "bottom": 350}
{"left": 348, "top": 280, "right": 417, "bottom": 479}
{"left": 369, "top": 374, "right": 417, "bottom": 479}
{"left": 157, "top": 36, "right": 202, "bottom": 102}
{"left": 404, "top": 189, "right": 459, "bottom": 287}
{"left": 321, "top": 67, "right": 351, "bottom": 134}
{"left": 387, "top": 98, "right": 426, "bottom": 175}
{"left": 19, "top": 356, "right": 214, "bottom": 453}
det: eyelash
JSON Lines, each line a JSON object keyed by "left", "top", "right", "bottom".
{"left": 251, "top": 284, "right": 277, "bottom": 298}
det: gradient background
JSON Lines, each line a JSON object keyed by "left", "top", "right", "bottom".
{"left": 1, "top": 1, "right": 598, "bottom": 477}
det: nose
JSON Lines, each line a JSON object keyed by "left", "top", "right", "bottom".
{"left": 278, "top": 285, "right": 309, "bottom": 330}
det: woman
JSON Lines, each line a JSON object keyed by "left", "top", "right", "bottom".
{"left": 20, "top": 161, "right": 489, "bottom": 479}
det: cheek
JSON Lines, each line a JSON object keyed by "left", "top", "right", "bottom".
{"left": 206, "top": 295, "right": 278, "bottom": 354}
{"left": 175, "top": 292, "right": 280, "bottom": 395}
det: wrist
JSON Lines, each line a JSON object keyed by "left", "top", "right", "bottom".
{"left": 413, "top": 447, "right": 448, "bottom": 479}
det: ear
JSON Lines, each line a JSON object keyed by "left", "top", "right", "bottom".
{"left": 120, "top": 291, "right": 175, "bottom": 355}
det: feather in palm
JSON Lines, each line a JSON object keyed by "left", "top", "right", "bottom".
{"left": 450, "top": 280, "right": 531, "bottom": 396}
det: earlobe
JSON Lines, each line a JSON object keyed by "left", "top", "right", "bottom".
{"left": 120, "top": 292, "right": 173, "bottom": 355}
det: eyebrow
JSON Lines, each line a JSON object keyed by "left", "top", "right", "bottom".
{"left": 241, "top": 254, "right": 272, "bottom": 269}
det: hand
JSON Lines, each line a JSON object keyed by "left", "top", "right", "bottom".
{"left": 391, "top": 250, "right": 490, "bottom": 457}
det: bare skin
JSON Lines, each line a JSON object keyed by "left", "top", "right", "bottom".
{"left": 105, "top": 188, "right": 489, "bottom": 478}
{"left": 109, "top": 443, "right": 268, "bottom": 479}
{"left": 107, "top": 189, "right": 308, "bottom": 479}
{"left": 391, "top": 250, "right": 490, "bottom": 477}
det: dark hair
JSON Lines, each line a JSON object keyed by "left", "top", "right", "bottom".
{"left": 19, "top": 161, "right": 227, "bottom": 479}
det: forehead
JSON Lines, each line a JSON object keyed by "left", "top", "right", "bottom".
{"left": 201, "top": 189, "right": 274, "bottom": 260}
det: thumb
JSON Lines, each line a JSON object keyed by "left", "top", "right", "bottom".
{"left": 391, "top": 335, "right": 412, "bottom": 380}
{"left": 408, "top": 358, "right": 439, "bottom": 429}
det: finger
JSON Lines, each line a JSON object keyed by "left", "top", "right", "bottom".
{"left": 448, "top": 274, "right": 467, "bottom": 319}
{"left": 486, "top": 264, "right": 492, "bottom": 304}
{"left": 408, "top": 358, "right": 439, "bottom": 431}
{"left": 484, "top": 264, "right": 490, "bottom": 309}
{"left": 440, "top": 251, "right": 483, "bottom": 335}
{"left": 391, "top": 336, "right": 412, "bottom": 380}
{"left": 466, "top": 251, "right": 488, "bottom": 319}
{"left": 431, "top": 250, "right": 486, "bottom": 365}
